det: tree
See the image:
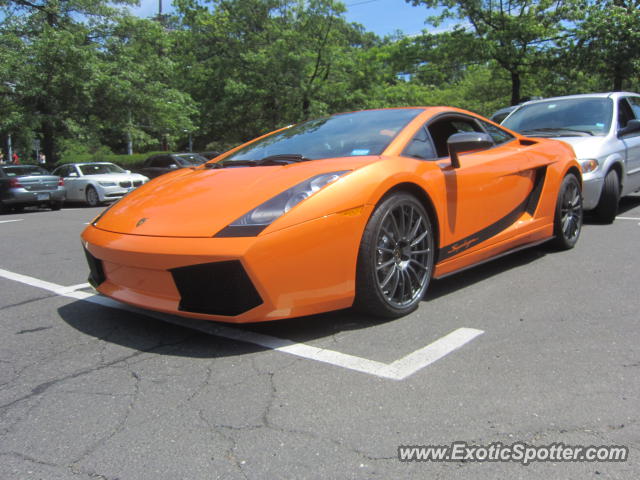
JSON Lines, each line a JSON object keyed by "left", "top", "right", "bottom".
{"left": 172, "top": 0, "right": 377, "bottom": 148}
{"left": 0, "top": 0, "right": 136, "bottom": 161}
{"left": 408, "top": 0, "right": 579, "bottom": 105}
{"left": 574, "top": 0, "right": 640, "bottom": 91}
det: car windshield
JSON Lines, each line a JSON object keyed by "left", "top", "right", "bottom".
{"left": 503, "top": 98, "right": 613, "bottom": 136}
{"left": 78, "top": 163, "right": 125, "bottom": 175}
{"left": 1, "top": 166, "right": 49, "bottom": 177}
{"left": 175, "top": 154, "right": 208, "bottom": 166}
{"left": 223, "top": 108, "right": 424, "bottom": 163}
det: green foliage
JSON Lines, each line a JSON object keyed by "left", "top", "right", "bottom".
{"left": 1, "top": 0, "right": 638, "bottom": 160}
{"left": 572, "top": 0, "right": 640, "bottom": 91}
{"left": 57, "top": 151, "right": 167, "bottom": 168}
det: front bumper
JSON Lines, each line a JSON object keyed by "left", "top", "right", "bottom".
{"left": 2, "top": 187, "right": 66, "bottom": 205}
{"left": 81, "top": 206, "right": 372, "bottom": 323}
{"left": 581, "top": 172, "right": 604, "bottom": 210}
{"left": 97, "top": 184, "right": 139, "bottom": 201}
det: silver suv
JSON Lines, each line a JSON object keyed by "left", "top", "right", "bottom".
{"left": 503, "top": 92, "right": 640, "bottom": 223}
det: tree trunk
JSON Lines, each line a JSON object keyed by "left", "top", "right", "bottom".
{"left": 613, "top": 63, "right": 623, "bottom": 91}
{"left": 510, "top": 71, "right": 521, "bottom": 106}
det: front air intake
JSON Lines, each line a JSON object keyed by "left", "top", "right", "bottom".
{"left": 84, "top": 247, "right": 106, "bottom": 287}
{"left": 170, "top": 261, "right": 263, "bottom": 316}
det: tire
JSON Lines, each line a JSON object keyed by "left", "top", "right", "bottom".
{"left": 12, "top": 205, "right": 24, "bottom": 213}
{"left": 50, "top": 201, "right": 63, "bottom": 211}
{"left": 594, "top": 169, "right": 620, "bottom": 224}
{"left": 85, "top": 185, "right": 100, "bottom": 207}
{"left": 354, "top": 192, "right": 435, "bottom": 318}
{"left": 0, "top": 201, "right": 8, "bottom": 214}
{"left": 551, "top": 173, "right": 583, "bottom": 250}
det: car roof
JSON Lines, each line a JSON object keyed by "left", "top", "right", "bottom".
{"left": 519, "top": 91, "right": 639, "bottom": 106}
{"left": 69, "top": 162, "right": 116, "bottom": 166}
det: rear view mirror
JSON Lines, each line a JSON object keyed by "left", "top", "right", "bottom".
{"left": 447, "top": 132, "right": 494, "bottom": 168}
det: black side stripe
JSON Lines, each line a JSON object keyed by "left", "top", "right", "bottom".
{"left": 438, "top": 166, "right": 547, "bottom": 262}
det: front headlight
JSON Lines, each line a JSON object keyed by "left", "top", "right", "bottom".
{"left": 98, "top": 181, "right": 117, "bottom": 187}
{"left": 580, "top": 159, "right": 599, "bottom": 174}
{"left": 215, "top": 171, "right": 349, "bottom": 237}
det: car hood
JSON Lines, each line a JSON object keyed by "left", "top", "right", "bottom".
{"left": 92, "top": 157, "right": 379, "bottom": 237}
{"left": 550, "top": 136, "right": 608, "bottom": 160}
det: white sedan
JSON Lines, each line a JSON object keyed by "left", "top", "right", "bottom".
{"left": 52, "top": 162, "right": 149, "bottom": 206}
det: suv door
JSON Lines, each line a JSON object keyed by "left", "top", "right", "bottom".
{"left": 621, "top": 96, "right": 640, "bottom": 193}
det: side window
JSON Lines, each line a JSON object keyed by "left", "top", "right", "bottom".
{"left": 480, "top": 121, "right": 514, "bottom": 145}
{"left": 149, "top": 156, "right": 164, "bottom": 168}
{"left": 618, "top": 99, "right": 634, "bottom": 129}
{"left": 56, "top": 166, "right": 70, "bottom": 177}
{"left": 625, "top": 97, "right": 640, "bottom": 119}
{"left": 403, "top": 126, "right": 437, "bottom": 160}
{"left": 427, "top": 117, "right": 485, "bottom": 158}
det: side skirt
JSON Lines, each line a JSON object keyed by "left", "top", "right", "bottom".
{"left": 433, "top": 236, "right": 551, "bottom": 280}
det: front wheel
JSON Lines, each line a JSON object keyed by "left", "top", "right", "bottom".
{"left": 551, "top": 173, "right": 583, "bottom": 250}
{"left": 594, "top": 169, "right": 620, "bottom": 224}
{"left": 354, "top": 193, "right": 435, "bottom": 318}
{"left": 85, "top": 186, "right": 100, "bottom": 207}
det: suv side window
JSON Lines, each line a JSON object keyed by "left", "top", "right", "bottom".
{"left": 618, "top": 99, "right": 635, "bottom": 129}
{"left": 403, "top": 126, "right": 437, "bottom": 160}
{"left": 625, "top": 96, "right": 640, "bottom": 119}
{"left": 427, "top": 116, "right": 486, "bottom": 158}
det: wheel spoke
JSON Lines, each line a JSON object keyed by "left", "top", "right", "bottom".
{"left": 409, "top": 259, "right": 428, "bottom": 271}
{"left": 379, "top": 265, "right": 396, "bottom": 288}
{"left": 388, "top": 212, "right": 402, "bottom": 239}
{"left": 376, "top": 258, "right": 396, "bottom": 271}
{"left": 410, "top": 228, "right": 429, "bottom": 247}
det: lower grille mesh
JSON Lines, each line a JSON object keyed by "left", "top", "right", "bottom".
{"left": 170, "top": 261, "right": 263, "bottom": 316}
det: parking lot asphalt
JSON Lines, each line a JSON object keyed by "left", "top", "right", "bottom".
{"left": 1, "top": 197, "right": 639, "bottom": 479}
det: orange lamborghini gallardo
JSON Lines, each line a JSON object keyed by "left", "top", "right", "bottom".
{"left": 81, "top": 107, "right": 583, "bottom": 323}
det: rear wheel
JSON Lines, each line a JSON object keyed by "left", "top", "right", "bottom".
{"left": 50, "top": 201, "right": 63, "bottom": 211}
{"left": 594, "top": 169, "right": 620, "bottom": 224}
{"left": 354, "top": 193, "right": 435, "bottom": 318}
{"left": 0, "top": 201, "right": 8, "bottom": 214}
{"left": 551, "top": 173, "right": 582, "bottom": 250}
{"left": 85, "top": 186, "right": 100, "bottom": 207}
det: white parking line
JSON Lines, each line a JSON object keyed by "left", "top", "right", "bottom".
{"left": 0, "top": 267, "right": 484, "bottom": 381}
{"left": 616, "top": 216, "right": 640, "bottom": 220}
{"left": 0, "top": 219, "right": 23, "bottom": 224}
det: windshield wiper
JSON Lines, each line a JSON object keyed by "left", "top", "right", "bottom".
{"left": 520, "top": 127, "right": 594, "bottom": 136}
{"left": 257, "top": 154, "right": 312, "bottom": 165}
{"left": 206, "top": 154, "right": 312, "bottom": 168}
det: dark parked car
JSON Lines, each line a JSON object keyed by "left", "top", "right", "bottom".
{"left": 137, "top": 153, "right": 209, "bottom": 179}
{"left": 0, "top": 165, "right": 66, "bottom": 213}
{"left": 198, "top": 150, "right": 221, "bottom": 160}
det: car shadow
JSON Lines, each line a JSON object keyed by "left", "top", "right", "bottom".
{"left": 57, "top": 242, "right": 554, "bottom": 358}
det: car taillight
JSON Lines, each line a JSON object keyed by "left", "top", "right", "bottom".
{"left": 58, "top": 178, "right": 64, "bottom": 186}
{"left": 9, "top": 178, "right": 23, "bottom": 188}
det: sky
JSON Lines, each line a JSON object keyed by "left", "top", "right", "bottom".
{"left": 128, "top": 0, "right": 448, "bottom": 38}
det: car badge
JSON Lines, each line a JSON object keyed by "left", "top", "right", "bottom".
{"left": 136, "top": 218, "right": 147, "bottom": 228}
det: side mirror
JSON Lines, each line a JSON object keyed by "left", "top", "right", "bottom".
{"left": 169, "top": 164, "right": 178, "bottom": 169}
{"left": 125, "top": 169, "right": 131, "bottom": 174}
{"left": 618, "top": 119, "right": 640, "bottom": 138}
{"left": 447, "top": 132, "right": 494, "bottom": 168}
